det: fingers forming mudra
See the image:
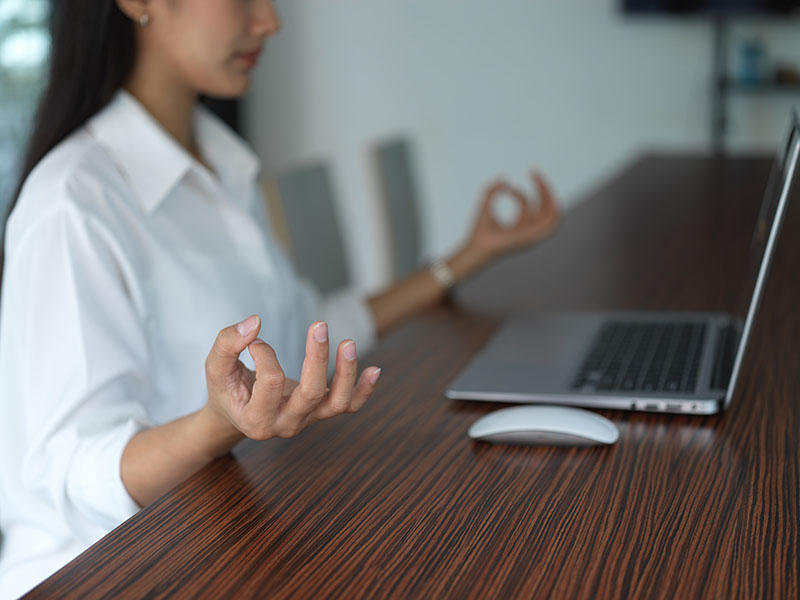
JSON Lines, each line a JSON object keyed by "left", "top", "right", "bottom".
{"left": 473, "top": 169, "right": 560, "bottom": 257}
{"left": 205, "top": 316, "right": 381, "bottom": 442}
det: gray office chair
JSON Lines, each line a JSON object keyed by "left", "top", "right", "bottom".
{"left": 272, "top": 163, "right": 350, "bottom": 295}
{"left": 369, "top": 138, "right": 424, "bottom": 280}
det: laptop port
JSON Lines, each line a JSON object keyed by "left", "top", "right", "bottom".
{"left": 666, "top": 404, "right": 682, "bottom": 412}
{"left": 645, "top": 403, "right": 660, "bottom": 411}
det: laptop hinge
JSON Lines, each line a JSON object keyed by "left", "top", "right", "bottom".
{"left": 710, "top": 320, "right": 742, "bottom": 391}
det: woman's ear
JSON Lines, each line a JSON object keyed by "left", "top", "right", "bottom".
{"left": 115, "top": 0, "right": 151, "bottom": 24}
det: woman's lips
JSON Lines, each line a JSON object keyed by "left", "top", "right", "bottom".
{"left": 235, "top": 49, "right": 262, "bottom": 67}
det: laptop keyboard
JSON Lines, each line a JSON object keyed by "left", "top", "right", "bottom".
{"left": 571, "top": 321, "right": 707, "bottom": 394}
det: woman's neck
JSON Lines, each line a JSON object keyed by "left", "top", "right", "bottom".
{"left": 124, "top": 60, "right": 200, "bottom": 160}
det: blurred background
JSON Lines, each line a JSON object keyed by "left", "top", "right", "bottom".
{"left": 2, "top": 0, "right": 799, "bottom": 292}
{"left": 0, "top": 0, "right": 48, "bottom": 227}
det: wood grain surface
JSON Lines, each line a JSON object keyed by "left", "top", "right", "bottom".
{"left": 25, "top": 154, "right": 799, "bottom": 599}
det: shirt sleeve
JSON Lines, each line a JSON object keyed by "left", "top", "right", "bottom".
{"left": 248, "top": 183, "right": 378, "bottom": 375}
{"left": 2, "top": 198, "right": 152, "bottom": 540}
{"left": 299, "top": 281, "right": 377, "bottom": 363}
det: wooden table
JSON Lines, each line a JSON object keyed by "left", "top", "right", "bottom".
{"left": 27, "top": 154, "right": 799, "bottom": 599}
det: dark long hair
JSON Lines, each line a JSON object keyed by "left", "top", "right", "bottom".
{"left": 0, "top": 0, "right": 136, "bottom": 286}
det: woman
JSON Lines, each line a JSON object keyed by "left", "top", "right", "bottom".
{"left": 0, "top": 0, "right": 559, "bottom": 596}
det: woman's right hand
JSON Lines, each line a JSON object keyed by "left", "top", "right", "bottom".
{"left": 201, "top": 315, "right": 381, "bottom": 442}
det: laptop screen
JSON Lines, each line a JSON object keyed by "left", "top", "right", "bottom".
{"left": 726, "top": 111, "right": 800, "bottom": 407}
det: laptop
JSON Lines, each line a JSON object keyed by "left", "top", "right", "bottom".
{"left": 446, "top": 111, "right": 800, "bottom": 415}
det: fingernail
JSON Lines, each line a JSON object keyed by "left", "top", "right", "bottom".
{"left": 236, "top": 315, "right": 259, "bottom": 337}
{"left": 251, "top": 338, "right": 266, "bottom": 345}
{"left": 343, "top": 340, "right": 356, "bottom": 361}
{"left": 369, "top": 368, "right": 382, "bottom": 385}
{"left": 313, "top": 322, "right": 328, "bottom": 343}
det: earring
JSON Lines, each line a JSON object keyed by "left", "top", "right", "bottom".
{"left": 139, "top": 14, "right": 150, "bottom": 27}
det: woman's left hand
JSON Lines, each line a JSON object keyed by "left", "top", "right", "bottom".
{"left": 466, "top": 169, "right": 560, "bottom": 265}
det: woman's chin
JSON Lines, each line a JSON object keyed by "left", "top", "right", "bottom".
{"left": 202, "top": 75, "right": 251, "bottom": 100}
{"left": 227, "top": 75, "right": 252, "bottom": 97}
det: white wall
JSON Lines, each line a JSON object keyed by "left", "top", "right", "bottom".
{"left": 244, "top": 0, "right": 800, "bottom": 292}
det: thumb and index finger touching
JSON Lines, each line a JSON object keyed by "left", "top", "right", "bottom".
{"left": 207, "top": 314, "right": 301, "bottom": 397}
{"left": 207, "top": 314, "right": 264, "bottom": 379}
{"left": 481, "top": 168, "right": 557, "bottom": 218}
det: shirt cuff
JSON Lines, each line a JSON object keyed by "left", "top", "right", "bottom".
{"left": 67, "top": 418, "right": 148, "bottom": 530}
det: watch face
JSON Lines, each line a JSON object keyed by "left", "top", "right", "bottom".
{"left": 430, "top": 260, "right": 456, "bottom": 289}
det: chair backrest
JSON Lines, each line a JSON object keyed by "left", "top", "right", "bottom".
{"left": 370, "top": 138, "right": 423, "bottom": 280}
{"left": 260, "top": 177, "right": 293, "bottom": 252}
{"left": 275, "top": 163, "right": 350, "bottom": 294}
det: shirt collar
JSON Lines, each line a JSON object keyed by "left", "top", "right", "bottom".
{"left": 194, "top": 103, "right": 261, "bottom": 201}
{"left": 88, "top": 90, "right": 261, "bottom": 214}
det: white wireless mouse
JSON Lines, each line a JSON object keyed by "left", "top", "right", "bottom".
{"left": 468, "top": 405, "right": 619, "bottom": 447}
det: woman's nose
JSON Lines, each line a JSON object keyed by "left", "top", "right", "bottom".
{"left": 252, "top": 0, "right": 280, "bottom": 37}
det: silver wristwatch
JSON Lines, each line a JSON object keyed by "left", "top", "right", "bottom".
{"left": 429, "top": 259, "right": 456, "bottom": 290}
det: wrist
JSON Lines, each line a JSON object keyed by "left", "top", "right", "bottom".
{"left": 194, "top": 405, "right": 245, "bottom": 460}
{"left": 447, "top": 242, "right": 490, "bottom": 283}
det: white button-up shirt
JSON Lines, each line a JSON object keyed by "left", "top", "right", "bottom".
{"left": 0, "top": 91, "right": 376, "bottom": 598}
